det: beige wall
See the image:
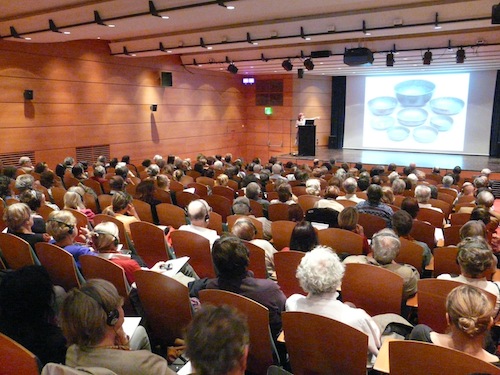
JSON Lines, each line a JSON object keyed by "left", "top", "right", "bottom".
{"left": 0, "top": 39, "right": 331, "bottom": 167}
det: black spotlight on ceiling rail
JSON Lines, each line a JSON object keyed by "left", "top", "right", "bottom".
{"left": 303, "top": 58, "right": 314, "bottom": 71}
{"left": 227, "top": 63, "right": 238, "bottom": 74}
{"left": 386, "top": 52, "right": 395, "bottom": 67}
{"left": 10, "top": 26, "right": 23, "bottom": 39}
{"left": 282, "top": 59, "right": 293, "bottom": 71}
{"left": 149, "top": 1, "right": 169, "bottom": 19}
{"left": 456, "top": 47, "right": 466, "bottom": 63}
{"left": 423, "top": 49, "right": 433, "bottom": 65}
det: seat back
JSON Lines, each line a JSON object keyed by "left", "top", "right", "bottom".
{"left": 358, "top": 213, "right": 387, "bottom": 239}
{"left": 243, "top": 241, "right": 268, "bottom": 279}
{"left": 207, "top": 211, "right": 223, "bottom": 235}
{"left": 35, "top": 242, "right": 84, "bottom": 291}
{"left": 212, "top": 185, "right": 235, "bottom": 203}
{"left": 0, "top": 332, "right": 40, "bottom": 375}
{"left": 97, "top": 194, "right": 113, "bottom": 212}
{"left": 186, "top": 182, "right": 209, "bottom": 197}
{"left": 248, "top": 199, "right": 265, "bottom": 217}
{"left": 227, "top": 215, "right": 264, "bottom": 239}
{"left": 283, "top": 311, "right": 368, "bottom": 375}
{"left": 317, "top": 228, "right": 363, "bottom": 256}
{"left": 179, "top": 175, "right": 194, "bottom": 187}
{"left": 169, "top": 180, "right": 184, "bottom": 193}
{"left": 37, "top": 204, "right": 56, "bottom": 222}
{"left": 417, "top": 278, "right": 467, "bottom": 333}
{"left": 79, "top": 255, "right": 134, "bottom": 315}
{"left": 82, "top": 178, "right": 104, "bottom": 195}
{"left": 429, "top": 198, "right": 451, "bottom": 219}
{"left": 195, "top": 176, "right": 215, "bottom": 187}
{"left": 432, "top": 246, "right": 460, "bottom": 277}
{"left": 443, "top": 225, "right": 461, "bottom": 246}
{"left": 130, "top": 221, "right": 170, "bottom": 268}
{"left": 342, "top": 263, "right": 403, "bottom": 316}
{"left": 449, "top": 212, "right": 471, "bottom": 226}
{"left": 396, "top": 238, "right": 424, "bottom": 274}
{"left": 65, "top": 208, "right": 90, "bottom": 237}
{"left": 134, "top": 270, "right": 192, "bottom": 345}
{"left": 204, "top": 195, "right": 232, "bottom": 222}
{"left": 274, "top": 251, "right": 306, "bottom": 298}
{"left": 416, "top": 207, "right": 445, "bottom": 229}
{"left": 41, "top": 362, "right": 118, "bottom": 375}
{"left": 337, "top": 199, "right": 357, "bottom": 208}
{"left": 199, "top": 289, "right": 275, "bottom": 375}
{"left": 51, "top": 187, "right": 67, "bottom": 209}
{"left": 409, "top": 219, "right": 435, "bottom": 251}
{"left": 0, "top": 233, "right": 40, "bottom": 270}
{"left": 389, "top": 340, "right": 500, "bottom": 375}
{"left": 156, "top": 203, "right": 187, "bottom": 228}
{"left": 175, "top": 191, "right": 200, "bottom": 209}
{"left": 271, "top": 220, "right": 296, "bottom": 251}
{"left": 131, "top": 199, "right": 154, "bottom": 223}
{"left": 268, "top": 203, "right": 290, "bottom": 222}
{"left": 170, "top": 230, "right": 215, "bottom": 278}
{"left": 297, "top": 195, "right": 321, "bottom": 212}
{"left": 153, "top": 189, "right": 172, "bottom": 204}
{"left": 437, "top": 187, "right": 458, "bottom": 199}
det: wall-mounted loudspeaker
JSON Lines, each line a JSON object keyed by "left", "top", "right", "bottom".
{"left": 150, "top": 104, "right": 158, "bottom": 112}
{"left": 24, "top": 90, "right": 33, "bottom": 100}
{"left": 298, "top": 68, "right": 304, "bottom": 79}
{"left": 161, "top": 72, "right": 173, "bottom": 87}
{"left": 493, "top": 3, "right": 500, "bottom": 24}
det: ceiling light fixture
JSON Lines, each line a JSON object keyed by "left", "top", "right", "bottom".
{"left": 261, "top": 53, "right": 268, "bottom": 62}
{"left": 423, "top": 49, "right": 433, "bottom": 65}
{"left": 362, "top": 20, "right": 371, "bottom": 36}
{"left": 9, "top": 26, "right": 23, "bottom": 39}
{"left": 94, "top": 11, "right": 115, "bottom": 27}
{"left": 217, "top": 1, "right": 235, "bottom": 10}
{"left": 303, "top": 58, "right": 314, "bottom": 71}
{"left": 434, "top": 12, "right": 442, "bottom": 29}
{"left": 200, "top": 37, "right": 212, "bottom": 49}
{"left": 456, "top": 47, "right": 466, "bottom": 63}
{"left": 227, "top": 63, "right": 238, "bottom": 74}
{"left": 246, "top": 33, "right": 258, "bottom": 45}
{"left": 193, "top": 59, "right": 201, "bottom": 66}
{"left": 282, "top": 59, "right": 293, "bottom": 71}
{"left": 386, "top": 52, "right": 395, "bottom": 67}
{"left": 149, "top": 1, "right": 169, "bottom": 19}
{"left": 300, "top": 27, "right": 311, "bottom": 40}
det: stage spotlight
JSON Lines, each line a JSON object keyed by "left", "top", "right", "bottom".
{"left": 456, "top": 47, "right": 466, "bottom": 63}
{"left": 303, "top": 58, "right": 314, "bottom": 71}
{"left": 282, "top": 59, "right": 293, "bottom": 71}
{"left": 386, "top": 52, "right": 395, "bottom": 67}
{"left": 227, "top": 63, "right": 238, "bottom": 74}
{"left": 423, "top": 50, "right": 433, "bottom": 65}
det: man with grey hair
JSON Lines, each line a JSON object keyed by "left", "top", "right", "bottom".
{"left": 459, "top": 189, "right": 500, "bottom": 223}
{"left": 286, "top": 245, "right": 381, "bottom": 362}
{"left": 18, "top": 156, "right": 34, "bottom": 173}
{"left": 391, "top": 178, "right": 406, "bottom": 196}
{"left": 337, "top": 177, "right": 364, "bottom": 203}
{"left": 269, "top": 164, "right": 286, "bottom": 183}
{"left": 344, "top": 229, "right": 419, "bottom": 299}
{"left": 232, "top": 197, "right": 271, "bottom": 240}
{"left": 442, "top": 174, "right": 455, "bottom": 188}
{"left": 15, "top": 174, "right": 35, "bottom": 193}
{"left": 415, "top": 185, "right": 442, "bottom": 213}
{"left": 245, "top": 181, "right": 269, "bottom": 212}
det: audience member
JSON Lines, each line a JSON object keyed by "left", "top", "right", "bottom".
{"left": 179, "top": 199, "right": 219, "bottom": 247}
{"left": 287, "top": 220, "right": 318, "bottom": 252}
{"left": 314, "top": 185, "right": 344, "bottom": 212}
{"left": 338, "top": 207, "right": 370, "bottom": 255}
{"left": 231, "top": 196, "right": 271, "bottom": 240}
{"left": 355, "top": 184, "right": 394, "bottom": 227}
{"left": 185, "top": 305, "right": 249, "bottom": 375}
{"left": 415, "top": 185, "right": 442, "bottom": 213}
{"left": 4, "top": 202, "right": 50, "bottom": 249}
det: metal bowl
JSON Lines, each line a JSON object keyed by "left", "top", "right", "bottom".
{"left": 367, "top": 96, "right": 398, "bottom": 116}
{"left": 429, "top": 97, "right": 465, "bottom": 115}
{"left": 397, "top": 108, "right": 428, "bottom": 127}
{"left": 430, "top": 115, "right": 453, "bottom": 132}
{"left": 371, "top": 116, "right": 395, "bottom": 130}
{"left": 413, "top": 126, "right": 438, "bottom": 143}
{"left": 387, "top": 126, "right": 410, "bottom": 142}
{"left": 394, "top": 79, "right": 436, "bottom": 107}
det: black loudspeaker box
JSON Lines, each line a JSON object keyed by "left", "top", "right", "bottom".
{"left": 493, "top": 4, "right": 500, "bottom": 24}
{"left": 298, "top": 68, "right": 304, "bottom": 79}
{"left": 24, "top": 90, "right": 34, "bottom": 100}
{"left": 161, "top": 72, "right": 173, "bottom": 87}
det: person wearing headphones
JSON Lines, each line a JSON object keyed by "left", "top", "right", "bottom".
{"left": 46, "top": 210, "right": 97, "bottom": 269}
{"left": 178, "top": 199, "right": 219, "bottom": 248}
{"left": 91, "top": 221, "right": 167, "bottom": 284}
{"left": 61, "top": 279, "right": 175, "bottom": 375}
{"left": 3, "top": 202, "right": 51, "bottom": 249}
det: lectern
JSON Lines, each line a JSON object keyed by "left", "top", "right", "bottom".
{"left": 298, "top": 125, "right": 316, "bottom": 156}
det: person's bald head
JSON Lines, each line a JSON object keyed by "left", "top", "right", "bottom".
{"left": 187, "top": 199, "right": 211, "bottom": 226}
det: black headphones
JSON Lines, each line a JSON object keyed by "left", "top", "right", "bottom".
{"left": 94, "top": 230, "right": 120, "bottom": 246}
{"left": 186, "top": 200, "right": 210, "bottom": 223}
{"left": 80, "top": 288, "right": 119, "bottom": 326}
{"left": 48, "top": 218, "right": 74, "bottom": 235}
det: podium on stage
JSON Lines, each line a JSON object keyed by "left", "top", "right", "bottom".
{"left": 298, "top": 124, "right": 316, "bottom": 156}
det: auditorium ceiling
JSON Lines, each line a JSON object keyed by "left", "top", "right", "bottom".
{"left": 2, "top": 0, "right": 500, "bottom": 76}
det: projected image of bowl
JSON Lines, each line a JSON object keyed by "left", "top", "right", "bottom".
{"left": 367, "top": 97, "right": 398, "bottom": 116}
{"left": 387, "top": 126, "right": 410, "bottom": 142}
{"left": 394, "top": 80, "right": 436, "bottom": 107}
{"left": 397, "top": 108, "right": 428, "bottom": 127}
{"left": 429, "top": 97, "right": 465, "bottom": 115}
{"left": 430, "top": 115, "right": 453, "bottom": 132}
{"left": 371, "top": 116, "right": 395, "bottom": 130}
{"left": 413, "top": 126, "right": 438, "bottom": 143}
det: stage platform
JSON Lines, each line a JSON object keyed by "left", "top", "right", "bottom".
{"left": 279, "top": 147, "right": 500, "bottom": 173}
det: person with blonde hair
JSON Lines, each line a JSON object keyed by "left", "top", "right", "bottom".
{"left": 215, "top": 173, "right": 229, "bottom": 187}
{"left": 338, "top": 207, "right": 370, "bottom": 255}
{"left": 61, "top": 279, "right": 175, "bottom": 375}
{"left": 4, "top": 202, "right": 50, "bottom": 249}
{"left": 63, "top": 188, "right": 95, "bottom": 224}
{"left": 46, "top": 210, "right": 96, "bottom": 268}
{"left": 103, "top": 192, "right": 140, "bottom": 236}
{"left": 409, "top": 284, "right": 499, "bottom": 364}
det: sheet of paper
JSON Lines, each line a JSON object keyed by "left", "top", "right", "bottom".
{"left": 176, "top": 361, "right": 194, "bottom": 375}
{"left": 122, "top": 316, "right": 141, "bottom": 338}
{"left": 161, "top": 256, "right": 190, "bottom": 277}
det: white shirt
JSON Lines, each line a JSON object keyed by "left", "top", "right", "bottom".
{"left": 250, "top": 239, "right": 277, "bottom": 279}
{"left": 178, "top": 224, "right": 219, "bottom": 249}
{"left": 337, "top": 194, "right": 365, "bottom": 204}
{"left": 286, "top": 292, "right": 381, "bottom": 362}
{"left": 314, "top": 199, "right": 345, "bottom": 213}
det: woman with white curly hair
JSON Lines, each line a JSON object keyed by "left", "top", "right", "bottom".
{"left": 285, "top": 245, "right": 382, "bottom": 361}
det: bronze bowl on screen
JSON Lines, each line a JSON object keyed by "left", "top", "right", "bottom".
{"left": 394, "top": 80, "right": 436, "bottom": 107}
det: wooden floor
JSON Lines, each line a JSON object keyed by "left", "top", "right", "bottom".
{"left": 280, "top": 147, "right": 500, "bottom": 172}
